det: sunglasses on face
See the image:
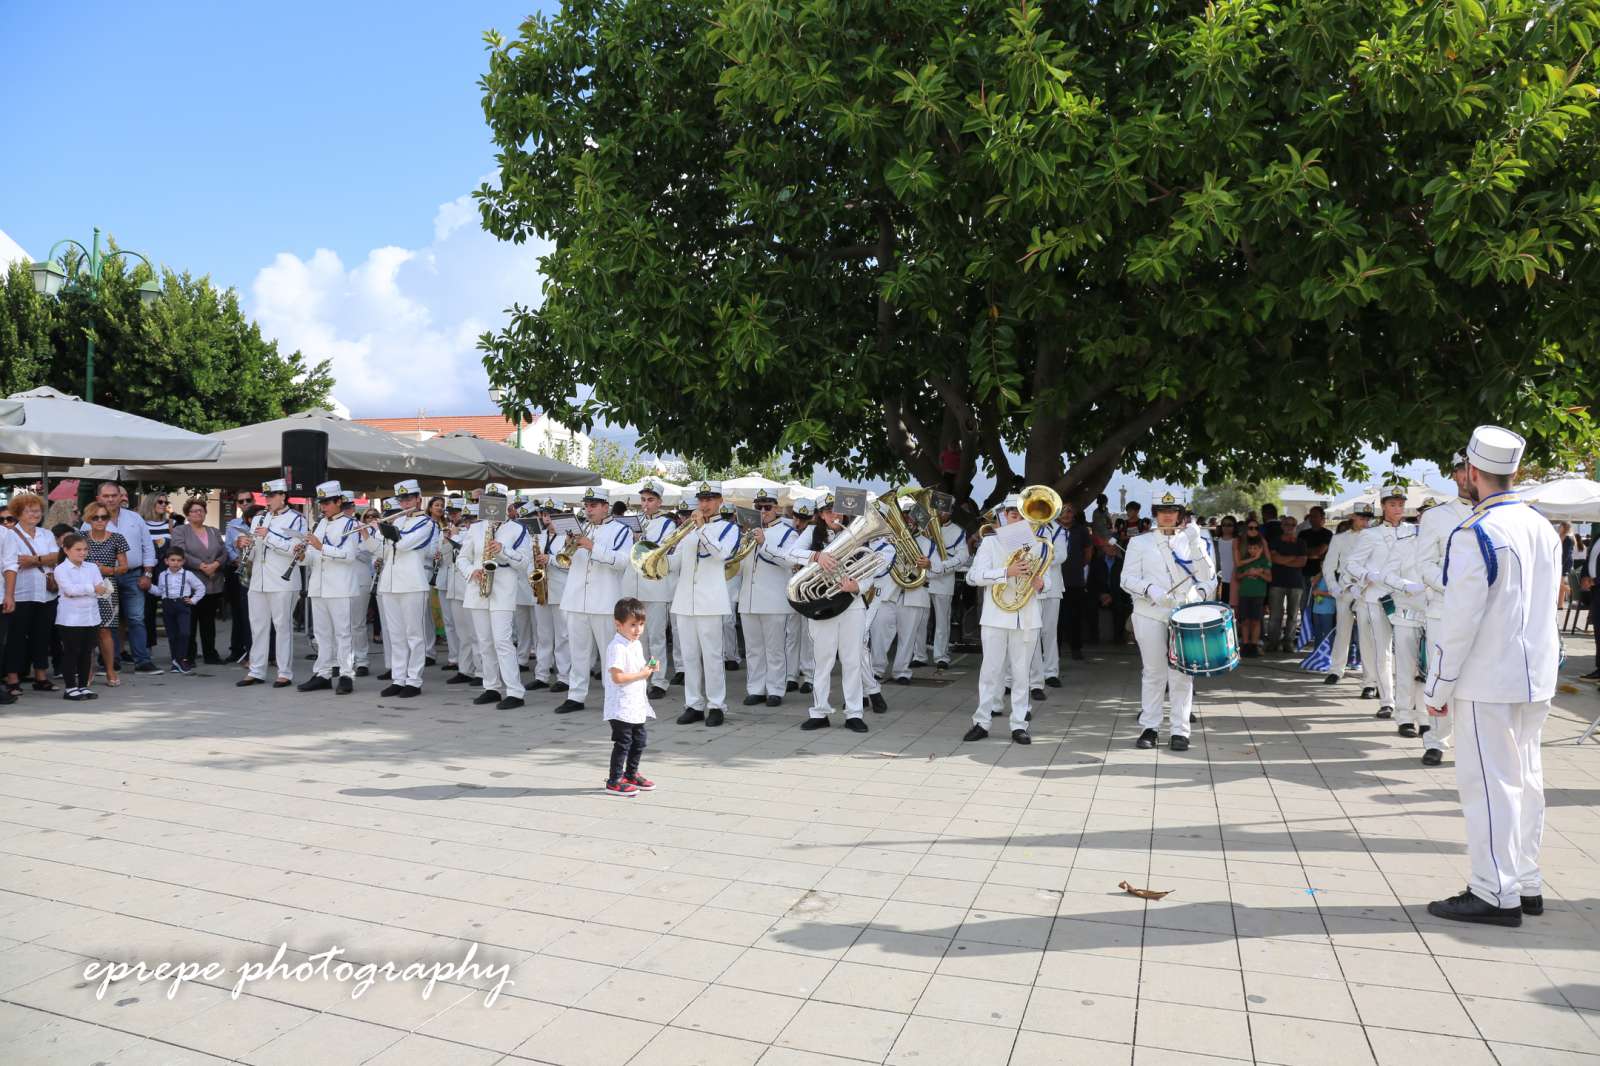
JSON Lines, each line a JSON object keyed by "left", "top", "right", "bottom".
{"left": 1246, "top": 525, "right": 1259, "bottom": 532}
{"left": 756, "top": 504, "right": 774, "bottom": 511}
{"left": 88, "top": 515, "right": 109, "bottom": 522}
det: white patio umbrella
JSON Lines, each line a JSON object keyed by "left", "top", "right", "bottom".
{"left": 1327, "top": 484, "right": 1443, "bottom": 519}
{"left": 0, "top": 387, "right": 225, "bottom": 488}
{"left": 613, "top": 478, "right": 689, "bottom": 506}
{"left": 1521, "top": 477, "right": 1600, "bottom": 522}
{"left": 430, "top": 431, "right": 596, "bottom": 489}
{"left": 720, "top": 472, "right": 791, "bottom": 503}
{"left": 538, "top": 477, "right": 632, "bottom": 507}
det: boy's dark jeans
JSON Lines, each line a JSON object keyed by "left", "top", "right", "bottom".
{"left": 162, "top": 600, "right": 192, "bottom": 665}
{"left": 608, "top": 720, "right": 646, "bottom": 783}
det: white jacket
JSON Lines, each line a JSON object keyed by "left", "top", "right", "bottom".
{"left": 1120, "top": 526, "right": 1215, "bottom": 623}
{"left": 925, "top": 525, "right": 970, "bottom": 596}
{"left": 670, "top": 516, "right": 737, "bottom": 616}
{"left": 444, "top": 522, "right": 471, "bottom": 602}
{"left": 738, "top": 519, "right": 801, "bottom": 614}
{"left": 246, "top": 507, "right": 308, "bottom": 594}
{"left": 1322, "top": 528, "right": 1361, "bottom": 598}
{"left": 458, "top": 518, "right": 532, "bottom": 611}
{"left": 967, "top": 534, "right": 1044, "bottom": 630}
{"left": 1036, "top": 524, "right": 1068, "bottom": 600}
{"left": 785, "top": 523, "right": 871, "bottom": 613}
{"left": 1413, "top": 499, "right": 1471, "bottom": 620}
{"left": 1344, "top": 521, "right": 1424, "bottom": 617}
{"left": 537, "top": 527, "right": 569, "bottom": 603}
{"left": 305, "top": 514, "right": 363, "bottom": 599}
{"left": 1422, "top": 492, "right": 1560, "bottom": 707}
{"left": 620, "top": 512, "right": 677, "bottom": 603}
{"left": 560, "top": 518, "right": 631, "bottom": 614}
{"left": 429, "top": 524, "right": 455, "bottom": 591}
{"left": 374, "top": 511, "right": 438, "bottom": 595}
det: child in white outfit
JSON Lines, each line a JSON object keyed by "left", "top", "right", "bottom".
{"left": 604, "top": 597, "right": 659, "bottom": 796}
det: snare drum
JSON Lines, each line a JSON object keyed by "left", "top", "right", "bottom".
{"left": 1167, "top": 601, "right": 1240, "bottom": 677}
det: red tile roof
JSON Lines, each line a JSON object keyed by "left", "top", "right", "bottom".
{"left": 353, "top": 414, "right": 539, "bottom": 442}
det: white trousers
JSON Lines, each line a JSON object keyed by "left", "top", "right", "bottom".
{"left": 439, "top": 590, "right": 459, "bottom": 665}
{"left": 471, "top": 608, "right": 523, "bottom": 700}
{"left": 1392, "top": 623, "right": 1424, "bottom": 726}
{"left": 1133, "top": 614, "right": 1194, "bottom": 737}
{"left": 1327, "top": 595, "right": 1356, "bottom": 677}
{"left": 1455, "top": 699, "right": 1549, "bottom": 908}
{"left": 867, "top": 598, "right": 898, "bottom": 679}
{"left": 976, "top": 625, "right": 1034, "bottom": 732}
{"left": 930, "top": 592, "right": 954, "bottom": 664}
{"left": 379, "top": 590, "right": 429, "bottom": 687}
{"left": 534, "top": 602, "right": 569, "bottom": 683}
{"left": 675, "top": 613, "right": 727, "bottom": 711}
{"left": 310, "top": 596, "right": 353, "bottom": 679}
{"left": 722, "top": 611, "right": 740, "bottom": 664}
{"left": 420, "top": 591, "right": 437, "bottom": 655}
{"left": 1422, "top": 618, "right": 1453, "bottom": 753}
{"left": 450, "top": 598, "right": 479, "bottom": 677}
{"left": 809, "top": 610, "right": 865, "bottom": 719}
{"left": 349, "top": 594, "right": 371, "bottom": 667}
{"left": 1358, "top": 601, "right": 1396, "bottom": 707}
{"left": 892, "top": 604, "right": 928, "bottom": 680}
{"left": 247, "top": 589, "right": 295, "bottom": 681}
{"left": 742, "top": 612, "right": 789, "bottom": 697}
{"left": 565, "top": 611, "right": 612, "bottom": 705}
{"left": 641, "top": 601, "right": 672, "bottom": 687}
{"left": 1035, "top": 597, "right": 1062, "bottom": 680}
{"left": 787, "top": 614, "right": 813, "bottom": 683}
{"left": 513, "top": 605, "right": 535, "bottom": 664}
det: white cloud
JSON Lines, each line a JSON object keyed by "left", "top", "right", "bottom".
{"left": 250, "top": 181, "right": 548, "bottom": 417}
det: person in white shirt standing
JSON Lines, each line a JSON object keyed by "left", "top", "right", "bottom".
{"left": 556, "top": 487, "right": 632, "bottom": 714}
{"left": 1121, "top": 493, "right": 1216, "bottom": 751}
{"left": 298, "top": 481, "right": 362, "bottom": 695}
{"left": 925, "top": 498, "right": 970, "bottom": 670}
{"left": 445, "top": 502, "right": 481, "bottom": 686}
{"left": 459, "top": 490, "right": 533, "bottom": 710}
{"left": 787, "top": 495, "right": 883, "bottom": 732}
{"left": 532, "top": 501, "right": 571, "bottom": 693}
{"left": 963, "top": 508, "right": 1049, "bottom": 746}
{"left": 373, "top": 479, "right": 438, "bottom": 698}
{"left": 1412, "top": 453, "right": 1472, "bottom": 766}
{"left": 1343, "top": 486, "right": 1420, "bottom": 722}
{"left": 669, "top": 482, "right": 739, "bottom": 726}
{"left": 738, "top": 490, "right": 799, "bottom": 706}
{"left": 1032, "top": 512, "right": 1071, "bottom": 691}
{"left": 785, "top": 499, "right": 817, "bottom": 693}
{"left": 1424, "top": 425, "right": 1560, "bottom": 928}
{"left": 342, "top": 493, "right": 374, "bottom": 677}
{"left": 603, "top": 597, "right": 659, "bottom": 797}
{"left": 236, "top": 479, "right": 306, "bottom": 689}
{"left": 1319, "top": 504, "right": 1371, "bottom": 687}
{"left": 621, "top": 480, "right": 677, "bottom": 699}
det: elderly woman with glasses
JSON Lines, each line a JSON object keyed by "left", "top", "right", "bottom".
{"left": 82, "top": 505, "right": 130, "bottom": 686}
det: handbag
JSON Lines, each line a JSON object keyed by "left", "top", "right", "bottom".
{"left": 14, "top": 527, "right": 57, "bottom": 593}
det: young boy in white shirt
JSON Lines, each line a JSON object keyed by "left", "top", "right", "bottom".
{"left": 153, "top": 547, "right": 205, "bottom": 674}
{"left": 604, "top": 597, "right": 660, "bottom": 797}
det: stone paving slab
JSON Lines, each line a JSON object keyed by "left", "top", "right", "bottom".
{"left": 2, "top": 632, "right": 1600, "bottom": 1065}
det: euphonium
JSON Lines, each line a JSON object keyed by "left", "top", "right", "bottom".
{"left": 786, "top": 507, "right": 891, "bottom": 620}
{"left": 879, "top": 488, "right": 930, "bottom": 591}
{"left": 992, "top": 485, "right": 1062, "bottom": 613}
{"left": 632, "top": 515, "right": 699, "bottom": 581}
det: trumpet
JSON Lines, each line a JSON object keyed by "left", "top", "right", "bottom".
{"left": 992, "top": 485, "right": 1062, "bottom": 613}
{"left": 553, "top": 521, "right": 589, "bottom": 569}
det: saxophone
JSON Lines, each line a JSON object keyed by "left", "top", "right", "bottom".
{"left": 476, "top": 518, "right": 502, "bottom": 598}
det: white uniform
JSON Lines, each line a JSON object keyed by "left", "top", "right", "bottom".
{"left": 890, "top": 533, "right": 941, "bottom": 681}
{"left": 512, "top": 523, "right": 538, "bottom": 668}
{"left": 305, "top": 512, "right": 361, "bottom": 681}
{"left": 1423, "top": 490, "right": 1560, "bottom": 909}
{"left": 1121, "top": 526, "right": 1216, "bottom": 738}
{"left": 349, "top": 515, "right": 374, "bottom": 670}
{"left": 1344, "top": 519, "right": 1424, "bottom": 719}
{"left": 621, "top": 511, "right": 677, "bottom": 687}
{"left": 1413, "top": 498, "right": 1471, "bottom": 754}
{"left": 445, "top": 523, "right": 479, "bottom": 679}
{"left": 866, "top": 543, "right": 901, "bottom": 681}
{"left": 1033, "top": 522, "right": 1070, "bottom": 683}
{"left": 458, "top": 518, "right": 532, "bottom": 700}
{"left": 534, "top": 526, "right": 570, "bottom": 685}
{"left": 374, "top": 510, "right": 438, "bottom": 689}
{"left": 1321, "top": 527, "right": 1363, "bottom": 678}
{"left": 670, "top": 517, "right": 738, "bottom": 712}
{"left": 430, "top": 523, "right": 458, "bottom": 666}
{"left": 968, "top": 535, "right": 1047, "bottom": 732}
{"left": 926, "top": 524, "right": 970, "bottom": 666}
{"left": 739, "top": 519, "right": 800, "bottom": 699}
{"left": 245, "top": 507, "right": 307, "bottom": 682}
{"left": 787, "top": 526, "right": 880, "bottom": 720}
{"left": 783, "top": 521, "right": 815, "bottom": 686}
{"left": 560, "top": 518, "right": 631, "bottom": 705}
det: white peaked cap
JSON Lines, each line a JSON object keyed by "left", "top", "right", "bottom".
{"left": 393, "top": 478, "right": 422, "bottom": 496}
{"left": 314, "top": 480, "right": 343, "bottom": 499}
{"left": 261, "top": 478, "right": 288, "bottom": 494}
{"left": 1467, "top": 425, "right": 1525, "bottom": 475}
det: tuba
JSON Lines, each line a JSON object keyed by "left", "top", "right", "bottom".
{"left": 878, "top": 488, "right": 931, "bottom": 591}
{"left": 632, "top": 515, "right": 698, "bottom": 581}
{"left": 786, "top": 507, "right": 891, "bottom": 620}
{"left": 992, "top": 485, "right": 1062, "bottom": 613}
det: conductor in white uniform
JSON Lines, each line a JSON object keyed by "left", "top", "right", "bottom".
{"left": 1424, "top": 425, "right": 1561, "bottom": 928}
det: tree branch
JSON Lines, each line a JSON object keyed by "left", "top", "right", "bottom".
{"left": 1055, "top": 392, "right": 1190, "bottom": 500}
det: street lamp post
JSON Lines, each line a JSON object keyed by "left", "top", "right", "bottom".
{"left": 489, "top": 385, "right": 523, "bottom": 449}
{"left": 29, "top": 226, "right": 162, "bottom": 404}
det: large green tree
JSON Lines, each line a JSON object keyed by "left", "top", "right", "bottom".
{"left": 0, "top": 258, "right": 332, "bottom": 433}
{"left": 477, "top": 0, "right": 1600, "bottom": 508}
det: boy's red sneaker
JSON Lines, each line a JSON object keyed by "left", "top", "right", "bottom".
{"left": 605, "top": 780, "right": 638, "bottom": 797}
{"left": 624, "top": 773, "right": 655, "bottom": 791}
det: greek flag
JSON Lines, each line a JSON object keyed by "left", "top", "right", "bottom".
{"left": 1296, "top": 600, "right": 1315, "bottom": 652}
{"left": 1300, "top": 619, "right": 1362, "bottom": 674}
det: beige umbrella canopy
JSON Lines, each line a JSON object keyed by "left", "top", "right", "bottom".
{"left": 0, "top": 387, "right": 222, "bottom": 477}
{"left": 429, "top": 431, "right": 596, "bottom": 489}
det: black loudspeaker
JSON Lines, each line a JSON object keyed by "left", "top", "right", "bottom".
{"left": 281, "top": 429, "right": 329, "bottom": 496}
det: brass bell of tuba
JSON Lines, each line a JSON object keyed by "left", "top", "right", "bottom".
{"left": 992, "top": 485, "right": 1062, "bottom": 613}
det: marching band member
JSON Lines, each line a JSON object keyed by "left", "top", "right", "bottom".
{"left": 669, "top": 482, "right": 739, "bottom": 726}
{"left": 1413, "top": 454, "right": 1473, "bottom": 766}
{"left": 458, "top": 493, "right": 533, "bottom": 710}
{"left": 434, "top": 496, "right": 464, "bottom": 671}
{"left": 1424, "top": 426, "right": 1559, "bottom": 927}
{"left": 373, "top": 479, "right": 437, "bottom": 698}
{"left": 532, "top": 501, "right": 571, "bottom": 692}
{"left": 785, "top": 498, "right": 816, "bottom": 693}
{"left": 670, "top": 501, "right": 693, "bottom": 686}
{"left": 556, "top": 488, "right": 631, "bottom": 713}
{"left": 343, "top": 491, "right": 374, "bottom": 677}
{"left": 787, "top": 495, "right": 875, "bottom": 732}
{"left": 446, "top": 502, "right": 482, "bottom": 685}
{"left": 1320, "top": 503, "right": 1371, "bottom": 687}
{"left": 1344, "top": 485, "right": 1420, "bottom": 724}
{"left": 890, "top": 521, "right": 938, "bottom": 684}
{"left": 720, "top": 502, "right": 744, "bottom": 669}
{"left": 236, "top": 478, "right": 305, "bottom": 689}
{"left": 1121, "top": 493, "right": 1216, "bottom": 750}
{"left": 738, "top": 490, "right": 798, "bottom": 706}
{"left": 299, "top": 481, "right": 361, "bottom": 695}
{"left": 926, "top": 496, "right": 969, "bottom": 670}
{"left": 509, "top": 494, "right": 536, "bottom": 671}
{"left": 1034, "top": 511, "right": 1071, "bottom": 689}
{"left": 962, "top": 505, "right": 1049, "bottom": 745}
{"left": 865, "top": 528, "right": 901, "bottom": 683}
{"left": 621, "top": 479, "right": 676, "bottom": 698}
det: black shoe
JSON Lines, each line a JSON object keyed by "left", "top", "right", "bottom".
{"left": 936, "top": 660, "right": 950, "bottom": 670}
{"left": 1522, "top": 895, "right": 1544, "bottom": 916}
{"left": 397, "top": 686, "right": 421, "bottom": 698}
{"left": 444, "top": 663, "right": 457, "bottom": 673}
{"left": 1045, "top": 676, "right": 1061, "bottom": 688}
{"left": 380, "top": 684, "right": 405, "bottom": 697}
{"left": 355, "top": 666, "right": 369, "bottom": 677}
{"left": 554, "top": 699, "right": 585, "bottom": 714}
{"left": 893, "top": 676, "right": 910, "bottom": 686}
{"left": 1427, "top": 889, "right": 1521, "bottom": 927}
{"left": 497, "top": 696, "right": 525, "bottom": 710}
{"left": 202, "top": 654, "right": 226, "bottom": 665}
{"left": 1030, "top": 687, "right": 1046, "bottom": 702}
{"left": 378, "top": 670, "right": 392, "bottom": 681}
{"left": 1170, "top": 735, "right": 1190, "bottom": 752}
{"left": 799, "top": 681, "right": 813, "bottom": 694}
{"left": 672, "top": 671, "right": 684, "bottom": 685}
{"left": 236, "top": 677, "right": 262, "bottom": 687}
{"left": 1421, "top": 749, "right": 1443, "bottom": 766}
{"left": 551, "top": 680, "right": 569, "bottom": 693}
{"left": 845, "top": 717, "right": 868, "bottom": 733}
{"left": 765, "top": 695, "right": 781, "bottom": 707}
{"left": 473, "top": 691, "right": 502, "bottom": 705}
{"left": 134, "top": 662, "right": 162, "bottom": 675}
{"left": 647, "top": 686, "right": 666, "bottom": 700}
{"left": 801, "top": 717, "right": 830, "bottom": 730}
{"left": 786, "top": 680, "right": 798, "bottom": 692}
{"left": 336, "top": 677, "right": 353, "bottom": 695}
{"left": 677, "top": 708, "right": 705, "bottom": 724}
{"left": 272, "top": 678, "right": 292, "bottom": 688}
{"left": 909, "top": 659, "right": 927, "bottom": 669}
{"left": 706, "top": 708, "right": 725, "bottom": 727}
{"left": 1419, "top": 724, "right": 1431, "bottom": 736}
{"left": 529, "top": 678, "right": 549, "bottom": 690}
{"left": 1580, "top": 669, "right": 1600, "bottom": 681}
{"left": 1012, "top": 729, "right": 1031, "bottom": 745}
{"left": 297, "top": 676, "right": 332, "bottom": 692}
{"left": 447, "top": 673, "right": 474, "bottom": 685}
{"left": 1323, "top": 674, "right": 1342, "bottom": 685}
{"left": 1360, "top": 686, "right": 1377, "bottom": 699}
{"left": 1375, "top": 706, "right": 1394, "bottom": 719}
{"left": 1136, "top": 728, "right": 1159, "bottom": 749}
{"left": 1398, "top": 723, "right": 1418, "bottom": 738}
{"left": 869, "top": 692, "right": 887, "bottom": 713}
{"left": 725, "top": 660, "right": 740, "bottom": 671}
{"left": 425, "top": 657, "right": 437, "bottom": 667}
{"left": 742, "top": 694, "right": 766, "bottom": 706}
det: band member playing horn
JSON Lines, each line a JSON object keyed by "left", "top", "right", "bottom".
{"left": 237, "top": 478, "right": 305, "bottom": 689}
{"left": 890, "top": 519, "right": 940, "bottom": 684}
{"left": 459, "top": 492, "right": 532, "bottom": 709}
{"left": 445, "top": 503, "right": 481, "bottom": 686}
{"left": 1344, "top": 485, "right": 1421, "bottom": 724}
{"left": 556, "top": 487, "right": 631, "bottom": 713}
{"left": 669, "top": 482, "right": 739, "bottom": 726}
{"left": 1122, "top": 492, "right": 1216, "bottom": 750}
{"left": 738, "top": 490, "right": 798, "bottom": 707}
{"left": 532, "top": 500, "right": 571, "bottom": 692}
{"left": 963, "top": 503, "right": 1048, "bottom": 744}
{"left": 926, "top": 496, "right": 969, "bottom": 670}
{"left": 299, "top": 481, "right": 361, "bottom": 695}
{"left": 343, "top": 492, "right": 374, "bottom": 676}
{"left": 1033, "top": 508, "right": 1072, "bottom": 692}
{"left": 373, "top": 479, "right": 438, "bottom": 698}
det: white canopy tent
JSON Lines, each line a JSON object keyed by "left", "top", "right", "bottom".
{"left": 0, "top": 386, "right": 225, "bottom": 487}
{"left": 1327, "top": 484, "right": 1447, "bottom": 519}
{"left": 1521, "top": 477, "right": 1600, "bottom": 523}
{"left": 718, "top": 472, "right": 793, "bottom": 504}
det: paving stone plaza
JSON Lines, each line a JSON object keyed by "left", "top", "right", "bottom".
{"left": 3, "top": 634, "right": 1600, "bottom": 1065}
